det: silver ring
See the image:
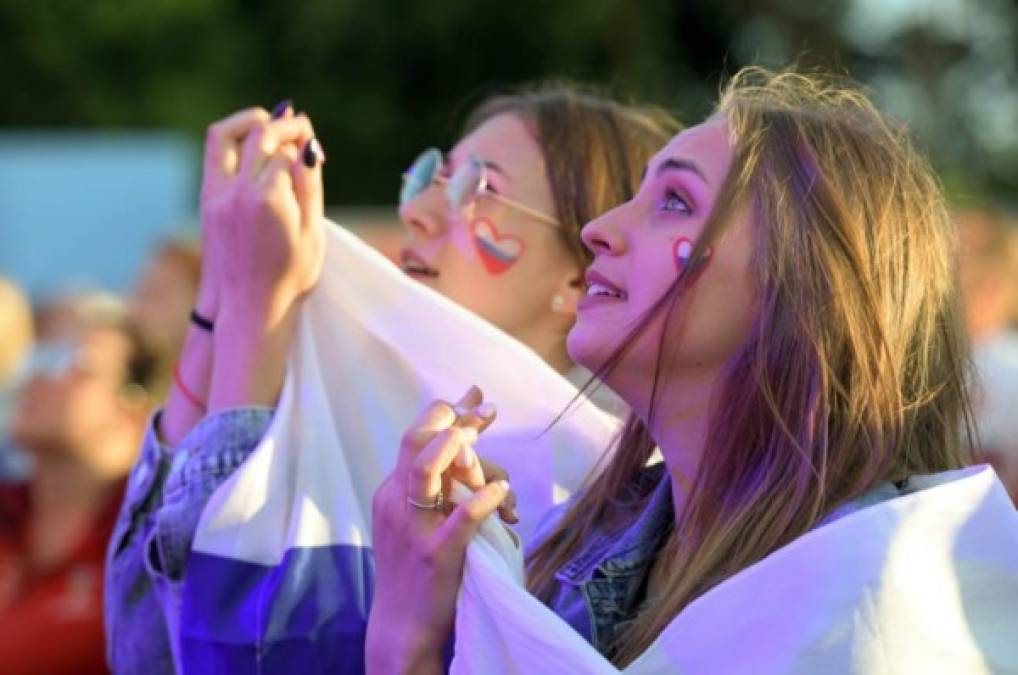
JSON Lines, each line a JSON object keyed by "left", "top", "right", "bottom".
{"left": 406, "top": 491, "right": 446, "bottom": 512}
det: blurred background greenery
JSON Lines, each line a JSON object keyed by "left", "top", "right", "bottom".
{"left": 1, "top": 0, "right": 1015, "bottom": 206}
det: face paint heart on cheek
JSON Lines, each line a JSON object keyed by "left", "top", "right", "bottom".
{"left": 470, "top": 217, "right": 525, "bottom": 275}
{"left": 673, "top": 237, "right": 711, "bottom": 278}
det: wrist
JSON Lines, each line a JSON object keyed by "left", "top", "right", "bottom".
{"left": 195, "top": 276, "right": 219, "bottom": 320}
{"left": 218, "top": 285, "right": 299, "bottom": 331}
{"left": 366, "top": 632, "right": 443, "bottom": 675}
{"left": 208, "top": 295, "right": 299, "bottom": 412}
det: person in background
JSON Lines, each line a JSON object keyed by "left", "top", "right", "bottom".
{"left": 130, "top": 239, "right": 203, "bottom": 400}
{"left": 0, "top": 278, "right": 34, "bottom": 482}
{"left": 958, "top": 205, "right": 1018, "bottom": 502}
{"left": 0, "top": 292, "right": 156, "bottom": 675}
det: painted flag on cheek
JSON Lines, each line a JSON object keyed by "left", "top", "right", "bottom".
{"left": 177, "top": 220, "right": 622, "bottom": 674}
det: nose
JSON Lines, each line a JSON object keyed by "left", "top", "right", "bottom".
{"left": 399, "top": 183, "right": 448, "bottom": 241}
{"left": 581, "top": 203, "right": 628, "bottom": 258}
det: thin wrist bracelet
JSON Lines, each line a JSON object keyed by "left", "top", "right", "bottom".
{"left": 190, "top": 309, "right": 215, "bottom": 333}
{"left": 173, "top": 361, "right": 207, "bottom": 412}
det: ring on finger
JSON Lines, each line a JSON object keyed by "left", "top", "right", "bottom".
{"left": 406, "top": 491, "right": 446, "bottom": 512}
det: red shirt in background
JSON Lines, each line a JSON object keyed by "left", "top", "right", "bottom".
{"left": 0, "top": 480, "right": 125, "bottom": 675}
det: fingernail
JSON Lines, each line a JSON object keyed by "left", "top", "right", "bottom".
{"left": 497, "top": 479, "right": 510, "bottom": 494}
{"left": 302, "top": 137, "right": 324, "bottom": 168}
{"left": 271, "top": 99, "right": 293, "bottom": 119}
{"left": 452, "top": 405, "right": 470, "bottom": 418}
{"left": 474, "top": 402, "right": 496, "bottom": 418}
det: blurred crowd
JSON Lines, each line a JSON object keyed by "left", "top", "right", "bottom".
{"left": 0, "top": 241, "right": 200, "bottom": 674}
{"left": 0, "top": 205, "right": 1015, "bottom": 673}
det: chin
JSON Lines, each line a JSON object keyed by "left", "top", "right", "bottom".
{"left": 566, "top": 323, "right": 611, "bottom": 373}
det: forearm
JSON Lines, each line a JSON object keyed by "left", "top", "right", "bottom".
{"left": 209, "top": 295, "right": 297, "bottom": 411}
{"left": 160, "top": 286, "right": 217, "bottom": 446}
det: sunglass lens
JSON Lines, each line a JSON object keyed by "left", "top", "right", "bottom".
{"left": 446, "top": 157, "right": 483, "bottom": 210}
{"left": 399, "top": 148, "right": 442, "bottom": 205}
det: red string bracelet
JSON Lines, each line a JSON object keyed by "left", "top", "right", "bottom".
{"left": 173, "top": 361, "right": 207, "bottom": 412}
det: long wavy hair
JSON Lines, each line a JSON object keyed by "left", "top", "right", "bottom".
{"left": 464, "top": 83, "right": 682, "bottom": 267}
{"left": 526, "top": 67, "right": 977, "bottom": 666}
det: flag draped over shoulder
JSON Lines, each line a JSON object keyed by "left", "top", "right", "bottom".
{"left": 452, "top": 465, "right": 1018, "bottom": 674}
{"left": 177, "top": 221, "right": 622, "bottom": 674}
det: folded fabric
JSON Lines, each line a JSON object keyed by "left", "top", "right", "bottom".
{"left": 178, "top": 221, "right": 622, "bottom": 673}
{"left": 452, "top": 464, "right": 1018, "bottom": 674}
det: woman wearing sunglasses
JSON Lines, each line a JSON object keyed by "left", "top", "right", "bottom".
{"left": 104, "top": 85, "right": 678, "bottom": 674}
{"left": 367, "top": 68, "right": 1018, "bottom": 672}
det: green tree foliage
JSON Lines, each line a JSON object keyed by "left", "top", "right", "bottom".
{"left": 0, "top": 0, "right": 1013, "bottom": 204}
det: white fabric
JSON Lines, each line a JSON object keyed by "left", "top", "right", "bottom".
{"left": 192, "top": 221, "right": 622, "bottom": 562}
{"left": 453, "top": 465, "right": 1018, "bottom": 674}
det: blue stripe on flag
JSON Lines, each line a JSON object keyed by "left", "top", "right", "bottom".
{"left": 180, "top": 544, "right": 375, "bottom": 674}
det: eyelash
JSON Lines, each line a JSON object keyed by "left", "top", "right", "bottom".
{"left": 660, "top": 188, "right": 692, "bottom": 215}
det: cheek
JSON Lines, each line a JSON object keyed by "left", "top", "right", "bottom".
{"left": 466, "top": 217, "right": 528, "bottom": 276}
{"left": 677, "top": 254, "right": 756, "bottom": 366}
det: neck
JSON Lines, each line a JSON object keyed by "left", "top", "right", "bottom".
{"left": 511, "top": 322, "right": 574, "bottom": 374}
{"left": 622, "top": 366, "right": 720, "bottom": 514}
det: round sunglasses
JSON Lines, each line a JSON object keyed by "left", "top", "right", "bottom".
{"left": 399, "top": 147, "right": 560, "bottom": 227}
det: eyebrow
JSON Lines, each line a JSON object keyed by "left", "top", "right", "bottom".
{"left": 446, "top": 152, "right": 511, "bottom": 181}
{"left": 646, "top": 157, "right": 709, "bottom": 185}
{"left": 480, "top": 158, "right": 510, "bottom": 180}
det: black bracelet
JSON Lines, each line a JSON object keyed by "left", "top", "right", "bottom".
{"left": 190, "top": 309, "right": 215, "bottom": 333}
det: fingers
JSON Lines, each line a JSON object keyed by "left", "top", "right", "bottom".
{"left": 438, "top": 479, "right": 513, "bottom": 550}
{"left": 204, "top": 107, "right": 272, "bottom": 184}
{"left": 238, "top": 115, "right": 316, "bottom": 181}
{"left": 292, "top": 137, "right": 325, "bottom": 232}
{"left": 407, "top": 426, "right": 478, "bottom": 508}
{"left": 479, "top": 458, "right": 518, "bottom": 524}
{"left": 446, "top": 400, "right": 497, "bottom": 490}
{"left": 259, "top": 153, "right": 296, "bottom": 198}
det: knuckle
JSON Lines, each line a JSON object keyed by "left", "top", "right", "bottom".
{"left": 410, "top": 462, "right": 436, "bottom": 485}
{"left": 400, "top": 428, "right": 426, "bottom": 452}
{"left": 418, "top": 541, "right": 442, "bottom": 567}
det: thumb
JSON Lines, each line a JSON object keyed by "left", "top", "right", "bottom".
{"left": 438, "top": 479, "right": 512, "bottom": 551}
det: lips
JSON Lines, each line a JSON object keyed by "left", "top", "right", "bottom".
{"left": 400, "top": 248, "right": 439, "bottom": 278}
{"left": 583, "top": 270, "right": 627, "bottom": 300}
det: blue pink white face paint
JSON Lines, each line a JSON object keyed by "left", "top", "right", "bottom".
{"left": 673, "top": 236, "right": 711, "bottom": 277}
{"left": 470, "top": 217, "right": 525, "bottom": 275}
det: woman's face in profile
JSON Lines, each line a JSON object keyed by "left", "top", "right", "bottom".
{"left": 398, "top": 113, "right": 581, "bottom": 343}
{"left": 567, "top": 118, "right": 758, "bottom": 408}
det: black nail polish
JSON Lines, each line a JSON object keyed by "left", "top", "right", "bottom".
{"left": 302, "top": 138, "right": 324, "bottom": 168}
{"left": 271, "top": 99, "right": 293, "bottom": 119}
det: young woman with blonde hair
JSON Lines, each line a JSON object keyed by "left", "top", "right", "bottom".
{"left": 368, "top": 68, "right": 1018, "bottom": 672}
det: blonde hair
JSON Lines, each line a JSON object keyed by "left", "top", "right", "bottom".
{"left": 527, "top": 67, "right": 976, "bottom": 665}
{"left": 0, "top": 278, "right": 34, "bottom": 385}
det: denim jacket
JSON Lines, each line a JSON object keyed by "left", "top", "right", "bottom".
{"left": 534, "top": 463, "right": 905, "bottom": 661}
{"left": 104, "top": 408, "right": 273, "bottom": 674}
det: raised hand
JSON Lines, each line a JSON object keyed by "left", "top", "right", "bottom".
{"left": 202, "top": 109, "right": 325, "bottom": 325}
{"left": 366, "top": 386, "right": 513, "bottom": 674}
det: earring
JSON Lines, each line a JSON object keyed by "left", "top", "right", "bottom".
{"left": 551, "top": 294, "right": 566, "bottom": 313}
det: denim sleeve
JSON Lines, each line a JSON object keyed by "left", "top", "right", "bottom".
{"left": 104, "top": 407, "right": 274, "bottom": 674}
